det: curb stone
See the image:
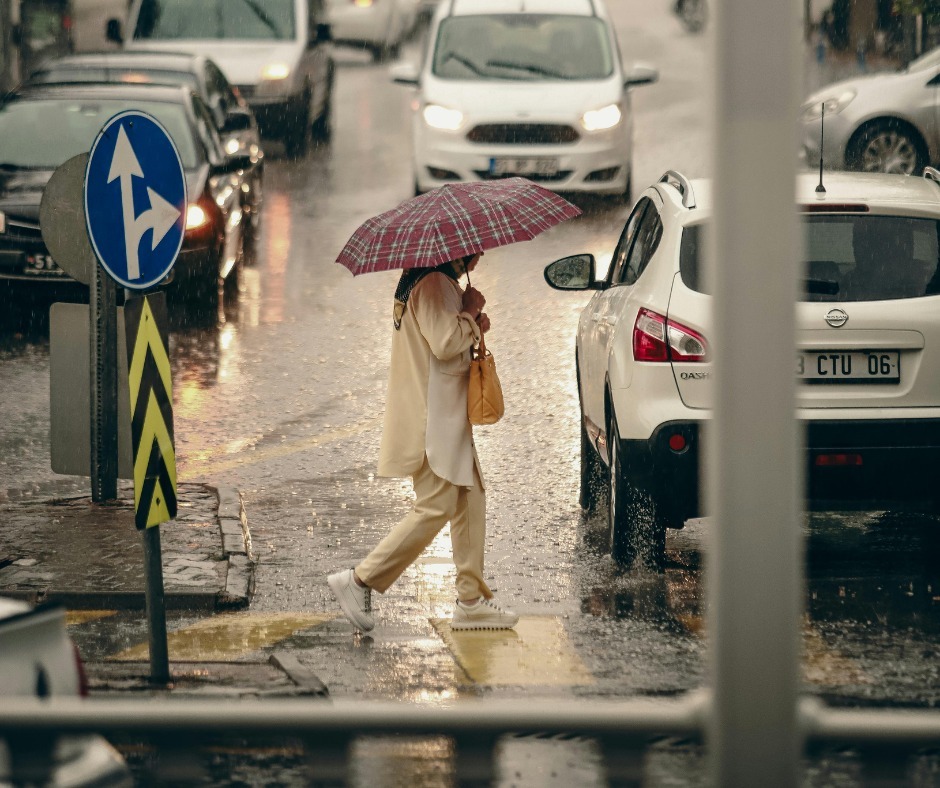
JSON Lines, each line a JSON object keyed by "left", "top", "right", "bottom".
{"left": 208, "top": 484, "right": 257, "bottom": 609}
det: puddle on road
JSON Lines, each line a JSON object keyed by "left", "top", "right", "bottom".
{"left": 109, "top": 612, "right": 334, "bottom": 662}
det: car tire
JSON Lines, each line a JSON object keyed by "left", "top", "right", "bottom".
{"left": 312, "top": 77, "right": 333, "bottom": 142}
{"left": 607, "top": 411, "right": 666, "bottom": 570}
{"left": 285, "top": 94, "right": 311, "bottom": 158}
{"left": 846, "top": 120, "right": 927, "bottom": 176}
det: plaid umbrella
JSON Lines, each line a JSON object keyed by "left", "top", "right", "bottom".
{"left": 335, "top": 177, "right": 582, "bottom": 275}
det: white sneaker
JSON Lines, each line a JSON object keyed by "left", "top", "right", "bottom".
{"left": 450, "top": 597, "right": 519, "bottom": 630}
{"left": 328, "top": 569, "right": 374, "bottom": 632}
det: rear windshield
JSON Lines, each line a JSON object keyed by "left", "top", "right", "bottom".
{"left": 0, "top": 98, "right": 198, "bottom": 168}
{"left": 133, "top": 0, "right": 296, "bottom": 41}
{"left": 432, "top": 15, "right": 614, "bottom": 81}
{"left": 679, "top": 216, "right": 940, "bottom": 301}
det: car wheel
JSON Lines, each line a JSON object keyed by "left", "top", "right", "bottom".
{"left": 607, "top": 411, "right": 666, "bottom": 570}
{"left": 312, "top": 77, "right": 333, "bottom": 142}
{"left": 285, "top": 94, "right": 311, "bottom": 158}
{"left": 846, "top": 120, "right": 927, "bottom": 175}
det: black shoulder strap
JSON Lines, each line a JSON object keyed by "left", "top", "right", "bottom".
{"left": 393, "top": 268, "right": 434, "bottom": 330}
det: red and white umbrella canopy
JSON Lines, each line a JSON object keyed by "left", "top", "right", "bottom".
{"left": 336, "top": 177, "right": 582, "bottom": 276}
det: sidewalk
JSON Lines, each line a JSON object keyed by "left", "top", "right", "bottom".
{"left": 0, "top": 482, "right": 255, "bottom": 611}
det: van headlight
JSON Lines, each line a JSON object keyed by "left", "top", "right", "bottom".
{"left": 261, "top": 62, "right": 291, "bottom": 81}
{"left": 581, "top": 103, "right": 622, "bottom": 131}
{"left": 801, "top": 90, "right": 856, "bottom": 121}
{"left": 423, "top": 104, "right": 464, "bottom": 131}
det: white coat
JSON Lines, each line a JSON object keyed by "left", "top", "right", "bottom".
{"left": 377, "top": 271, "right": 482, "bottom": 487}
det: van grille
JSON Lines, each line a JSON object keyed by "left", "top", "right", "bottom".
{"left": 466, "top": 123, "right": 579, "bottom": 145}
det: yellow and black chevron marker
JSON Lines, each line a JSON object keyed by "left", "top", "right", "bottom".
{"left": 125, "top": 293, "right": 176, "bottom": 530}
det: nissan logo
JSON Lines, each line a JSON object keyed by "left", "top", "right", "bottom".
{"left": 825, "top": 308, "right": 849, "bottom": 328}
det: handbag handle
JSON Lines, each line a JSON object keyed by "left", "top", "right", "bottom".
{"left": 465, "top": 270, "right": 487, "bottom": 358}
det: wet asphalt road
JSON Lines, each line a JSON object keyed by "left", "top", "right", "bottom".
{"left": 1, "top": 1, "right": 940, "bottom": 784}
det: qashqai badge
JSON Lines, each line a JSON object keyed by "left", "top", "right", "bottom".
{"left": 825, "top": 308, "right": 849, "bottom": 328}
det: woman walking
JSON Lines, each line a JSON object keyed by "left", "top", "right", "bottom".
{"left": 328, "top": 252, "right": 519, "bottom": 632}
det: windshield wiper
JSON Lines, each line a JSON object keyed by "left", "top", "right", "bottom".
{"left": 442, "top": 52, "right": 485, "bottom": 76}
{"left": 804, "top": 277, "right": 839, "bottom": 296}
{"left": 237, "top": 0, "right": 282, "bottom": 37}
{"left": 485, "top": 60, "right": 569, "bottom": 79}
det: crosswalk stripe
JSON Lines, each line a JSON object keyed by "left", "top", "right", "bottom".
{"left": 432, "top": 616, "right": 595, "bottom": 687}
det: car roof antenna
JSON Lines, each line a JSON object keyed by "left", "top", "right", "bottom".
{"left": 816, "top": 102, "right": 826, "bottom": 195}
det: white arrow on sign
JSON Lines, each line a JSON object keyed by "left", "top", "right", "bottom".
{"left": 107, "top": 125, "right": 181, "bottom": 281}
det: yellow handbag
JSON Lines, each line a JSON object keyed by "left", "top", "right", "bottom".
{"left": 468, "top": 335, "right": 505, "bottom": 425}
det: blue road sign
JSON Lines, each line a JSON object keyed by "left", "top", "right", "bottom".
{"left": 84, "top": 110, "right": 187, "bottom": 290}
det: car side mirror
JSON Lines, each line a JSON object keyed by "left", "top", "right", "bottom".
{"left": 106, "top": 18, "right": 123, "bottom": 45}
{"left": 315, "top": 22, "right": 332, "bottom": 44}
{"left": 624, "top": 63, "right": 658, "bottom": 88}
{"left": 544, "top": 254, "right": 602, "bottom": 291}
{"left": 390, "top": 62, "right": 420, "bottom": 86}
{"left": 222, "top": 108, "right": 252, "bottom": 133}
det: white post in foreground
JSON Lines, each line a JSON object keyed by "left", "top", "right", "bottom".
{"left": 708, "top": 0, "right": 804, "bottom": 785}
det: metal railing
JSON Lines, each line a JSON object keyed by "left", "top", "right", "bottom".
{"left": 3, "top": 694, "right": 940, "bottom": 785}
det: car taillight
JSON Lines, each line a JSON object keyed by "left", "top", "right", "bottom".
{"left": 633, "top": 308, "right": 709, "bottom": 363}
{"left": 72, "top": 642, "right": 89, "bottom": 697}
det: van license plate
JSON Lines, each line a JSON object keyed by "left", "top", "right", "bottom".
{"left": 489, "top": 157, "right": 559, "bottom": 176}
{"left": 797, "top": 351, "right": 899, "bottom": 383}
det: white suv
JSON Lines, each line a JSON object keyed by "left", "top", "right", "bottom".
{"left": 391, "top": 0, "right": 657, "bottom": 198}
{"left": 545, "top": 170, "right": 940, "bottom": 568}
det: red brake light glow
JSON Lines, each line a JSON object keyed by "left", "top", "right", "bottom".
{"left": 633, "top": 308, "right": 709, "bottom": 363}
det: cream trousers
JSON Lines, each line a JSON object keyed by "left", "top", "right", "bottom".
{"left": 356, "top": 457, "right": 493, "bottom": 602}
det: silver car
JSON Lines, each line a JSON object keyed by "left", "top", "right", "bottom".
{"left": 801, "top": 47, "right": 940, "bottom": 175}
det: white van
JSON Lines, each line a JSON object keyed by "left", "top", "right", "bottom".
{"left": 107, "top": 0, "right": 334, "bottom": 156}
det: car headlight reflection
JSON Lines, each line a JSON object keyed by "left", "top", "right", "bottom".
{"left": 185, "top": 204, "right": 209, "bottom": 230}
{"left": 581, "top": 103, "right": 622, "bottom": 131}
{"left": 423, "top": 104, "right": 464, "bottom": 131}
{"left": 801, "top": 90, "right": 856, "bottom": 121}
{"left": 261, "top": 62, "right": 291, "bottom": 81}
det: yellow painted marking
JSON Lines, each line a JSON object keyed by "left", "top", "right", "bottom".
{"left": 128, "top": 298, "right": 171, "bottom": 407}
{"left": 109, "top": 612, "right": 333, "bottom": 662}
{"left": 673, "top": 612, "right": 870, "bottom": 686}
{"left": 803, "top": 625, "right": 872, "bottom": 686}
{"left": 432, "top": 616, "right": 595, "bottom": 687}
{"left": 65, "top": 610, "right": 116, "bottom": 626}
{"left": 178, "top": 419, "right": 381, "bottom": 477}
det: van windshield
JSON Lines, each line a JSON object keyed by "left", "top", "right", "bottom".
{"left": 679, "top": 217, "right": 940, "bottom": 301}
{"left": 133, "top": 0, "right": 296, "bottom": 41}
{"left": 432, "top": 15, "right": 614, "bottom": 81}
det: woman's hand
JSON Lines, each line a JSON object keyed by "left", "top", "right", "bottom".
{"left": 477, "top": 312, "right": 491, "bottom": 334}
{"left": 462, "top": 286, "right": 485, "bottom": 319}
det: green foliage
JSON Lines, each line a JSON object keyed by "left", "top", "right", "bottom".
{"left": 894, "top": 0, "right": 940, "bottom": 26}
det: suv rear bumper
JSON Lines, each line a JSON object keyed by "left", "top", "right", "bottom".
{"left": 615, "top": 418, "right": 940, "bottom": 524}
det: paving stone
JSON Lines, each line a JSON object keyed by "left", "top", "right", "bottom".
{"left": 0, "top": 482, "right": 255, "bottom": 610}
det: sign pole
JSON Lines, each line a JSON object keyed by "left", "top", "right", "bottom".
{"left": 89, "top": 252, "right": 118, "bottom": 502}
{"left": 142, "top": 524, "right": 170, "bottom": 683}
{"left": 85, "top": 111, "right": 186, "bottom": 685}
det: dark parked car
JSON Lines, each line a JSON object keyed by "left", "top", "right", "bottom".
{"left": 26, "top": 51, "right": 263, "bottom": 238}
{"left": 0, "top": 82, "right": 254, "bottom": 309}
